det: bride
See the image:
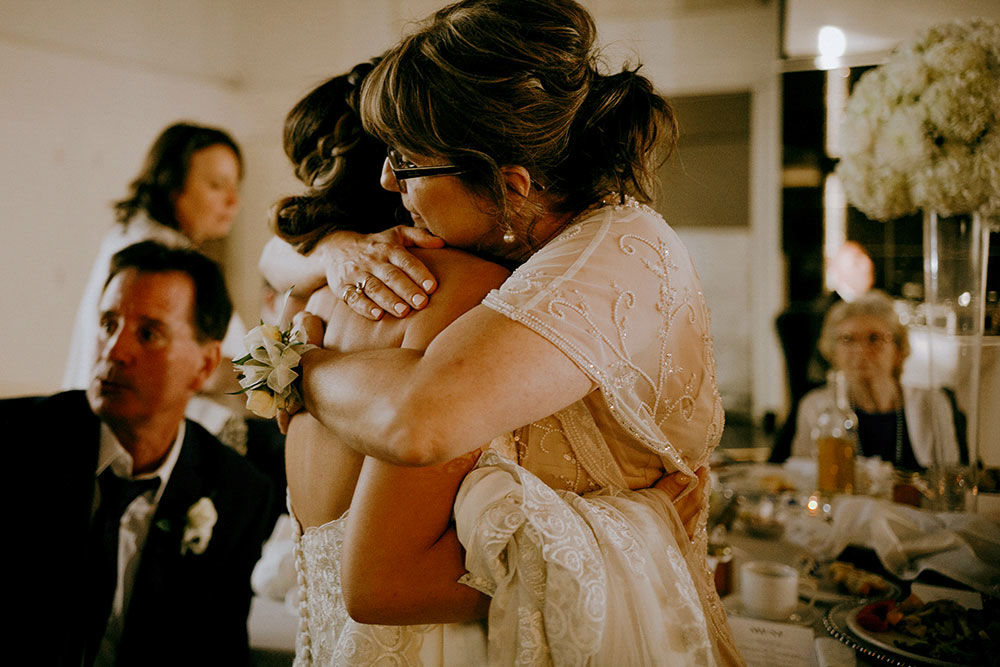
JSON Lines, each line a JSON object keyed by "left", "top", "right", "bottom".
{"left": 267, "top": 59, "right": 507, "bottom": 663}
{"left": 271, "top": 1, "right": 742, "bottom": 664}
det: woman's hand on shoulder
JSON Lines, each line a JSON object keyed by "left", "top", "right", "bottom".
{"left": 317, "top": 226, "right": 445, "bottom": 321}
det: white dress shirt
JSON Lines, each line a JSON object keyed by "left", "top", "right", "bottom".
{"left": 92, "top": 422, "right": 185, "bottom": 667}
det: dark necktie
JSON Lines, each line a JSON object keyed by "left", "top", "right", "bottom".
{"left": 83, "top": 470, "right": 160, "bottom": 665}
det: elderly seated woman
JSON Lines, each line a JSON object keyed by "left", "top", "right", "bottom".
{"left": 791, "top": 290, "right": 962, "bottom": 470}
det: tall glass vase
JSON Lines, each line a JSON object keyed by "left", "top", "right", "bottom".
{"left": 919, "top": 211, "right": 998, "bottom": 511}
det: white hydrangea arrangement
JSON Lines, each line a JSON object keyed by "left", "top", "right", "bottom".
{"left": 835, "top": 19, "right": 1000, "bottom": 221}
{"left": 232, "top": 296, "right": 316, "bottom": 419}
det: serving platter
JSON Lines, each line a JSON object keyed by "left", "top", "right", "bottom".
{"left": 824, "top": 601, "right": 974, "bottom": 667}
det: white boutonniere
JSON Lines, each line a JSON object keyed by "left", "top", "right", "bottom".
{"left": 181, "top": 497, "right": 218, "bottom": 556}
{"left": 232, "top": 289, "right": 316, "bottom": 419}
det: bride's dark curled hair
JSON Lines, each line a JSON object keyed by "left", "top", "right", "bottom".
{"left": 272, "top": 59, "right": 401, "bottom": 254}
{"left": 361, "top": 0, "right": 677, "bottom": 227}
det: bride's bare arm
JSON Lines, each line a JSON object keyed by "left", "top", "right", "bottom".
{"left": 285, "top": 246, "right": 509, "bottom": 551}
{"left": 342, "top": 452, "right": 490, "bottom": 624}
{"left": 341, "top": 457, "right": 709, "bottom": 625}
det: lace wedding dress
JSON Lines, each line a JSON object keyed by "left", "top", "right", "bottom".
{"left": 291, "top": 510, "right": 487, "bottom": 666}
{"left": 292, "top": 197, "right": 742, "bottom": 666}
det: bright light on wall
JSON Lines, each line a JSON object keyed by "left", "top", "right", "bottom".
{"left": 816, "top": 25, "right": 847, "bottom": 69}
{"left": 818, "top": 26, "right": 847, "bottom": 58}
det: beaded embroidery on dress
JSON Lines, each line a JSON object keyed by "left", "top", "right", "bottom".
{"left": 472, "top": 197, "right": 742, "bottom": 666}
{"left": 292, "top": 514, "right": 349, "bottom": 665}
{"left": 483, "top": 196, "right": 724, "bottom": 477}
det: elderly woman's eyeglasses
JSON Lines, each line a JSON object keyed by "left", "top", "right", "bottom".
{"left": 386, "top": 147, "right": 465, "bottom": 191}
{"left": 835, "top": 332, "right": 894, "bottom": 348}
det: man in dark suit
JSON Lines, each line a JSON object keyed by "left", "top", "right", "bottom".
{"left": 3, "top": 241, "right": 272, "bottom": 666}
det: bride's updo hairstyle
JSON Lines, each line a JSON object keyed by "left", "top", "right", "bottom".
{"left": 361, "top": 0, "right": 678, "bottom": 228}
{"left": 272, "top": 59, "right": 402, "bottom": 254}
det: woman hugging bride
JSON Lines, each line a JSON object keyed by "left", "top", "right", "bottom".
{"left": 260, "top": 1, "right": 742, "bottom": 665}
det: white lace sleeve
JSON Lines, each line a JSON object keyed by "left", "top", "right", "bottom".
{"left": 482, "top": 201, "right": 724, "bottom": 474}
{"left": 455, "top": 450, "right": 717, "bottom": 666}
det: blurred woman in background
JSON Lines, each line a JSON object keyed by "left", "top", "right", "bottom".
{"left": 791, "top": 290, "right": 961, "bottom": 468}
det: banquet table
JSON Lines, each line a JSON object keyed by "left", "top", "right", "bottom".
{"left": 724, "top": 530, "right": 889, "bottom": 666}
{"left": 248, "top": 461, "right": 998, "bottom": 666}
{"left": 715, "top": 461, "right": 999, "bottom": 667}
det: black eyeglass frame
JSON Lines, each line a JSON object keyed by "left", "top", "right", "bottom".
{"left": 386, "top": 146, "right": 547, "bottom": 192}
{"left": 386, "top": 146, "right": 467, "bottom": 182}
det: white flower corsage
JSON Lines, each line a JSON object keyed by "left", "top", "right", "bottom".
{"left": 232, "top": 290, "right": 316, "bottom": 419}
{"left": 181, "top": 497, "right": 217, "bottom": 556}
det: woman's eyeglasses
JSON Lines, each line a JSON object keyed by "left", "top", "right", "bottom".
{"left": 386, "top": 147, "right": 465, "bottom": 191}
{"left": 385, "top": 146, "right": 547, "bottom": 193}
{"left": 835, "top": 332, "right": 894, "bottom": 348}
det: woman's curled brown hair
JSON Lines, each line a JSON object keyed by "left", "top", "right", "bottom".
{"left": 360, "top": 0, "right": 678, "bottom": 232}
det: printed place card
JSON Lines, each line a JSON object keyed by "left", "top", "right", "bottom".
{"left": 729, "top": 615, "right": 816, "bottom": 667}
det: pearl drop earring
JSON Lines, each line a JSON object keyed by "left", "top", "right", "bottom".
{"left": 503, "top": 223, "right": 516, "bottom": 244}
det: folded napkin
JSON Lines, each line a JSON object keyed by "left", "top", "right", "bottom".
{"left": 788, "top": 496, "right": 1000, "bottom": 595}
{"left": 814, "top": 637, "right": 856, "bottom": 667}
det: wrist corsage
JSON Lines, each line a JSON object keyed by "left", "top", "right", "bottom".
{"left": 232, "top": 291, "right": 316, "bottom": 419}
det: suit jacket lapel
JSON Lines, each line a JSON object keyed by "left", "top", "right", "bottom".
{"left": 121, "top": 421, "right": 207, "bottom": 650}
{"left": 152, "top": 422, "right": 207, "bottom": 535}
